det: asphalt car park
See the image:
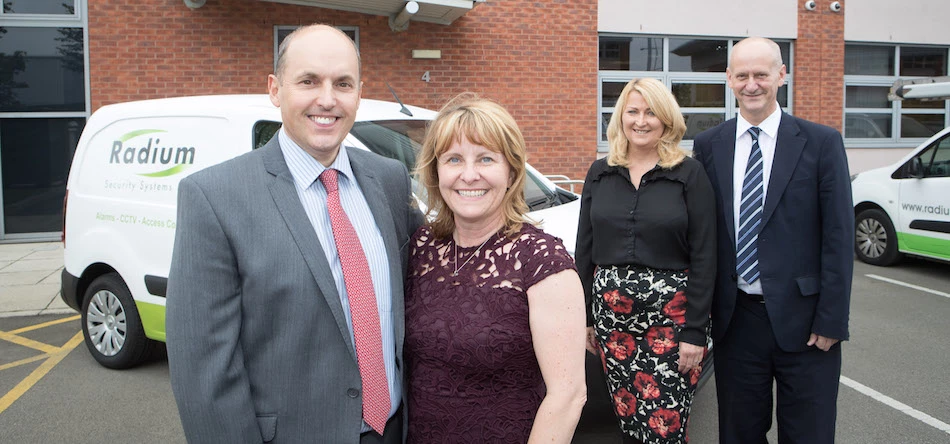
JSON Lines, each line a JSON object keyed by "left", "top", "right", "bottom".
{"left": 2, "top": 257, "right": 949, "bottom": 443}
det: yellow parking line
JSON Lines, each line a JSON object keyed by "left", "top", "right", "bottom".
{"left": 0, "top": 331, "right": 84, "bottom": 414}
{"left": 0, "top": 331, "right": 59, "bottom": 354}
{"left": 0, "top": 354, "right": 49, "bottom": 371}
{"left": 9, "top": 315, "right": 80, "bottom": 335}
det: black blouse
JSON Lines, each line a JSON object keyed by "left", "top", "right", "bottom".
{"left": 574, "top": 155, "right": 717, "bottom": 346}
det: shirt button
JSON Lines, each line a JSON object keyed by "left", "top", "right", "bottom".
{"left": 347, "top": 388, "right": 360, "bottom": 398}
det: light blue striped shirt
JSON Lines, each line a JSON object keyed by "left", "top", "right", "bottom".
{"left": 279, "top": 129, "right": 399, "bottom": 431}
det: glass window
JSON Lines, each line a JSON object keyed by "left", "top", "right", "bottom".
{"left": 0, "top": 27, "right": 85, "bottom": 112}
{"left": 684, "top": 113, "right": 725, "bottom": 140}
{"left": 900, "top": 46, "right": 947, "bottom": 77}
{"left": 253, "top": 121, "right": 281, "bottom": 149}
{"left": 900, "top": 114, "right": 943, "bottom": 138}
{"left": 669, "top": 39, "right": 727, "bottom": 72}
{"left": 928, "top": 137, "right": 950, "bottom": 177}
{"left": 846, "top": 86, "right": 890, "bottom": 108}
{"left": 845, "top": 45, "right": 894, "bottom": 75}
{"left": 845, "top": 113, "right": 891, "bottom": 138}
{"left": 1, "top": 117, "right": 85, "bottom": 234}
{"left": 599, "top": 37, "right": 662, "bottom": 71}
{"left": 672, "top": 83, "right": 725, "bottom": 107}
{"left": 602, "top": 81, "right": 627, "bottom": 108}
{"left": 2, "top": 0, "right": 76, "bottom": 15}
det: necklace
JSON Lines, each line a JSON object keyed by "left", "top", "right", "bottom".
{"left": 453, "top": 234, "right": 492, "bottom": 277}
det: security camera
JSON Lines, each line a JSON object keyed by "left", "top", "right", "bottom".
{"left": 830, "top": 1, "right": 842, "bottom": 12}
{"left": 804, "top": 1, "right": 816, "bottom": 10}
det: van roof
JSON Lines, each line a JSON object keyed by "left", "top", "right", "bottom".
{"left": 91, "top": 94, "right": 436, "bottom": 122}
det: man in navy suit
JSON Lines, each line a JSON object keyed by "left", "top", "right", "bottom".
{"left": 692, "top": 37, "right": 853, "bottom": 444}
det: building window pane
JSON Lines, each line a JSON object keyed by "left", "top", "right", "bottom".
{"left": 602, "top": 81, "right": 627, "bottom": 108}
{"left": 901, "top": 98, "right": 947, "bottom": 110}
{"left": 599, "top": 37, "right": 662, "bottom": 71}
{"left": 684, "top": 113, "right": 725, "bottom": 140}
{"left": 845, "top": 45, "right": 894, "bottom": 75}
{"left": 669, "top": 39, "right": 727, "bottom": 72}
{"left": 900, "top": 47, "right": 947, "bottom": 77}
{"left": 845, "top": 113, "right": 891, "bottom": 138}
{"left": 1, "top": 117, "right": 84, "bottom": 234}
{"left": 672, "top": 83, "right": 725, "bottom": 107}
{"left": 601, "top": 113, "right": 611, "bottom": 141}
{"left": 901, "top": 114, "right": 944, "bottom": 138}
{"left": 2, "top": 0, "right": 75, "bottom": 14}
{"left": 0, "top": 27, "right": 85, "bottom": 112}
{"left": 846, "top": 86, "right": 890, "bottom": 108}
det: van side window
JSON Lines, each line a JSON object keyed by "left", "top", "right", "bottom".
{"left": 926, "top": 137, "right": 950, "bottom": 178}
{"left": 254, "top": 121, "right": 282, "bottom": 149}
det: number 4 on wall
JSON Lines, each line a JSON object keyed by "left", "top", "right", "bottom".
{"left": 421, "top": 71, "right": 430, "bottom": 82}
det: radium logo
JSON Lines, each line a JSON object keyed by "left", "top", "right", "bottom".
{"left": 109, "top": 129, "right": 195, "bottom": 177}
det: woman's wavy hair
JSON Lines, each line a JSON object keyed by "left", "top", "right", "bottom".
{"left": 606, "top": 78, "right": 688, "bottom": 169}
{"left": 415, "top": 93, "right": 529, "bottom": 239}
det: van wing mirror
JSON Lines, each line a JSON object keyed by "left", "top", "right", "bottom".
{"left": 907, "top": 157, "right": 924, "bottom": 178}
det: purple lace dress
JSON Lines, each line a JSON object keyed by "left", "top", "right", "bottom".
{"left": 405, "top": 223, "right": 576, "bottom": 443}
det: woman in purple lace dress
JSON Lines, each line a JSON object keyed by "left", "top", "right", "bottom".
{"left": 405, "top": 95, "right": 587, "bottom": 443}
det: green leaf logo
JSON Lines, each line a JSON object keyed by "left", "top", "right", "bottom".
{"left": 119, "top": 129, "right": 166, "bottom": 142}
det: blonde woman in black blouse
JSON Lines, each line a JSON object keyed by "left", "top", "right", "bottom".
{"left": 575, "top": 78, "right": 716, "bottom": 444}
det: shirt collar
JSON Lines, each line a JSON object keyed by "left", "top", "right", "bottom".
{"left": 736, "top": 104, "right": 782, "bottom": 141}
{"left": 278, "top": 128, "right": 355, "bottom": 190}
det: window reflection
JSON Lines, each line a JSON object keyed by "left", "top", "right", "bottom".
{"left": 672, "top": 83, "right": 725, "bottom": 107}
{"left": 846, "top": 86, "right": 890, "bottom": 108}
{"left": 599, "top": 37, "right": 662, "bottom": 71}
{"left": 900, "top": 47, "right": 947, "bottom": 77}
{"left": 1, "top": 118, "right": 85, "bottom": 233}
{"left": 845, "top": 45, "right": 894, "bottom": 76}
{"left": 900, "top": 114, "right": 943, "bottom": 138}
{"left": 845, "top": 114, "right": 891, "bottom": 138}
{"left": 2, "top": 0, "right": 75, "bottom": 15}
{"left": 669, "top": 39, "right": 727, "bottom": 72}
{"left": 683, "top": 113, "right": 724, "bottom": 140}
{"left": 0, "top": 27, "right": 85, "bottom": 112}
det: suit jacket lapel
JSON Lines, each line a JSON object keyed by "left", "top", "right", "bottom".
{"left": 262, "top": 139, "right": 357, "bottom": 360}
{"left": 762, "top": 113, "right": 806, "bottom": 227}
{"left": 712, "top": 119, "right": 738, "bottom": 250}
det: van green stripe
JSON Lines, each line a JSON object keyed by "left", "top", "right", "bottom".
{"left": 119, "top": 129, "right": 166, "bottom": 142}
{"left": 136, "top": 301, "right": 167, "bottom": 343}
{"left": 897, "top": 232, "right": 950, "bottom": 259}
{"left": 137, "top": 163, "right": 190, "bottom": 178}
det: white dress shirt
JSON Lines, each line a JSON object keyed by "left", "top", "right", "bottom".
{"left": 733, "top": 106, "right": 782, "bottom": 295}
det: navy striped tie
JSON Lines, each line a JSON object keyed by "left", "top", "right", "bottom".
{"left": 737, "top": 127, "right": 763, "bottom": 284}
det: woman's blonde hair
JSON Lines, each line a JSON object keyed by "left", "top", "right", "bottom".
{"left": 606, "top": 78, "right": 688, "bottom": 169}
{"left": 415, "top": 93, "right": 529, "bottom": 239}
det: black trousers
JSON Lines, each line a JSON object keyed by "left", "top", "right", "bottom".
{"left": 714, "top": 291, "right": 841, "bottom": 444}
{"left": 359, "top": 407, "right": 404, "bottom": 444}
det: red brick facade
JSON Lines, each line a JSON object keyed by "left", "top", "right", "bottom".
{"left": 88, "top": 0, "right": 599, "bottom": 181}
{"left": 794, "top": 0, "right": 846, "bottom": 130}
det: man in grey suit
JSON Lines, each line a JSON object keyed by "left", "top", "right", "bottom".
{"left": 166, "top": 24, "right": 422, "bottom": 443}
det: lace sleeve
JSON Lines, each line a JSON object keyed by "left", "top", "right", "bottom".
{"left": 516, "top": 226, "right": 577, "bottom": 291}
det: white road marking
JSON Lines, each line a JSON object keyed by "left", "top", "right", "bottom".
{"left": 840, "top": 376, "right": 950, "bottom": 435}
{"left": 865, "top": 274, "right": 950, "bottom": 299}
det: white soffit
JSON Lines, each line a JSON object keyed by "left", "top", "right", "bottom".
{"left": 260, "top": 0, "right": 480, "bottom": 25}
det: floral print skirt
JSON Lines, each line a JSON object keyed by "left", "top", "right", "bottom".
{"left": 591, "top": 265, "right": 703, "bottom": 444}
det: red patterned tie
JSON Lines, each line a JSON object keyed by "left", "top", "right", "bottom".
{"left": 319, "top": 168, "right": 390, "bottom": 434}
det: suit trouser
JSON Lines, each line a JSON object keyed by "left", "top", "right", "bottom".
{"left": 714, "top": 291, "right": 841, "bottom": 444}
{"left": 360, "top": 407, "right": 403, "bottom": 444}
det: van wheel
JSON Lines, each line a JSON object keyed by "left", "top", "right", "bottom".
{"left": 855, "top": 209, "right": 902, "bottom": 266}
{"left": 81, "top": 273, "right": 155, "bottom": 369}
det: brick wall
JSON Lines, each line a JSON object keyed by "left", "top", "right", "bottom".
{"left": 88, "top": 0, "right": 598, "bottom": 181}
{"left": 794, "top": 0, "right": 846, "bottom": 131}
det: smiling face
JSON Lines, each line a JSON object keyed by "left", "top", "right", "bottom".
{"left": 727, "top": 38, "right": 786, "bottom": 126}
{"left": 621, "top": 90, "right": 665, "bottom": 152}
{"left": 437, "top": 135, "right": 513, "bottom": 233}
{"left": 267, "top": 26, "right": 361, "bottom": 166}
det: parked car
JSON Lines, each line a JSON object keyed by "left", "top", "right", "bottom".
{"left": 851, "top": 126, "right": 950, "bottom": 266}
{"left": 61, "top": 95, "right": 580, "bottom": 369}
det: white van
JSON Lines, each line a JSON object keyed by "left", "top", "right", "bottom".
{"left": 851, "top": 126, "right": 950, "bottom": 266}
{"left": 61, "top": 95, "right": 581, "bottom": 369}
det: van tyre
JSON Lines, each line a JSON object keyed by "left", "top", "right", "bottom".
{"left": 855, "top": 209, "right": 902, "bottom": 266}
{"left": 81, "top": 273, "right": 155, "bottom": 369}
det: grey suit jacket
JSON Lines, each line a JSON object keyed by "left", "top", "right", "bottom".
{"left": 166, "top": 137, "right": 422, "bottom": 443}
